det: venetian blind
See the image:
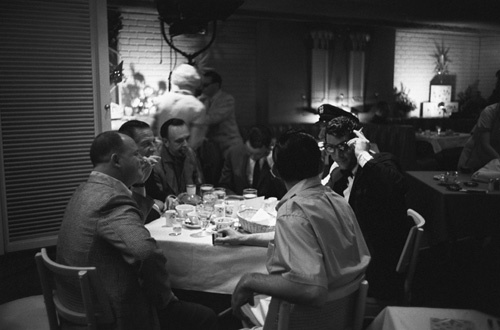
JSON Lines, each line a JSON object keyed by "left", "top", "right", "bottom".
{"left": 0, "top": 0, "right": 97, "bottom": 252}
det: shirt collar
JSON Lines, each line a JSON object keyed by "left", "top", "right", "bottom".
{"left": 90, "top": 171, "right": 132, "bottom": 197}
{"left": 276, "top": 176, "right": 322, "bottom": 211}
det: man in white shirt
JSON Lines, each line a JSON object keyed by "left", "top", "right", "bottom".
{"left": 231, "top": 131, "right": 370, "bottom": 328}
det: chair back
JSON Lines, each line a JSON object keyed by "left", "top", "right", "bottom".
{"left": 396, "top": 209, "right": 426, "bottom": 305}
{"left": 35, "top": 248, "right": 114, "bottom": 330}
{"left": 263, "top": 279, "right": 368, "bottom": 330}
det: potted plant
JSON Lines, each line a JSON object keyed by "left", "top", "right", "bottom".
{"left": 393, "top": 82, "right": 417, "bottom": 117}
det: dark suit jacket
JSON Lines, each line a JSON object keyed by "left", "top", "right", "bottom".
{"left": 57, "top": 172, "right": 174, "bottom": 330}
{"left": 218, "top": 143, "right": 286, "bottom": 199}
{"left": 146, "top": 145, "right": 204, "bottom": 202}
{"left": 327, "top": 153, "right": 412, "bottom": 301}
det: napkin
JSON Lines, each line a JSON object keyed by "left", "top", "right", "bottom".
{"left": 244, "top": 196, "right": 265, "bottom": 210}
{"left": 249, "top": 208, "right": 276, "bottom": 226}
{"left": 240, "top": 295, "right": 271, "bottom": 328}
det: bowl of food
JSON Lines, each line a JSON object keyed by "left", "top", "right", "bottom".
{"left": 237, "top": 208, "right": 276, "bottom": 233}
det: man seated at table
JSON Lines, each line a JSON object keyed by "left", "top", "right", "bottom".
{"left": 57, "top": 131, "right": 217, "bottom": 330}
{"left": 119, "top": 120, "right": 164, "bottom": 222}
{"left": 323, "top": 115, "right": 411, "bottom": 302}
{"left": 218, "top": 125, "right": 286, "bottom": 199}
{"left": 230, "top": 130, "right": 370, "bottom": 327}
{"left": 146, "top": 118, "right": 204, "bottom": 205}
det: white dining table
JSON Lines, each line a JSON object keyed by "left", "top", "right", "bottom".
{"left": 415, "top": 132, "right": 470, "bottom": 153}
{"left": 367, "top": 306, "right": 499, "bottom": 330}
{"left": 146, "top": 217, "right": 269, "bottom": 295}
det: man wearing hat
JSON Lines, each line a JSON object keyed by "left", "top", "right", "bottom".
{"left": 152, "top": 63, "right": 206, "bottom": 150}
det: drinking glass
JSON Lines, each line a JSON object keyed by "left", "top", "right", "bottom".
{"left": 191, "top": 202, "right": 214, "bottom": 237}
{"left": 200, "top": 184, "right": 214, "bottom": 195}
{"left": 436, "top": 126, "right": 442, "bottom": 135}
{"left": 213, "top": 187, "right": 226, "bottom": 201}
{"left": 169, "top": 217, "right": 183, "bottom": 236}
{"left": 243, "top": 188, "right": 258, "bottom": 199}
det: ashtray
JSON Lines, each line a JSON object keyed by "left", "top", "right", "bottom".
{"left": 446, "top": 183, "right": 461, "bottom": 191}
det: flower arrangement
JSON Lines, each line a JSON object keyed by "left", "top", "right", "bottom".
{"left": 393, "top": 82, "right": 417, "bottom": 116}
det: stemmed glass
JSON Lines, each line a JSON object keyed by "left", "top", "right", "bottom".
{"left": 191, "top": 202, "right": 214, "bottom": 237}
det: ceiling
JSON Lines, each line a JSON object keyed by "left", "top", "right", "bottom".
{"left": 111, "top": 0, "right": 500, "bottom": 33}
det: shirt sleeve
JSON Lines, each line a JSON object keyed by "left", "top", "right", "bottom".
{"left": 476, "top": 105, "right": 496, "bottom": 132}
{"left": 267, "top": 204, "right": 328, "bottom": 289}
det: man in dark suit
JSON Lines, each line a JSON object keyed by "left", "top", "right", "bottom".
{"left": 57, "top": 131, "right": 217, "bottom": 330}
{"left": 218, "top": 125, "right": 286, "bottom": 199}
{"left": 146, "top": 118, "right": 205, "bottom": 204}
{"left": 324, "top": 116, "right": 411, "bottom": 302}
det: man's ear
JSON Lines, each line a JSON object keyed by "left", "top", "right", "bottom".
{"left": 111, "top": 153, "right": 120, "bottom": 167}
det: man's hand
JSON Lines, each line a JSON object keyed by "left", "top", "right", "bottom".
{"left": 141, "top": 155, "right": 161, "bottom": 182}
{"left": 348, "top": 129, "right": 371, "bottom": 158}
{"left": 214, "top": 227, "right": 245, "bottom": 245}
{"left": 231, "top": 273, "right": 256, "bottom": 322}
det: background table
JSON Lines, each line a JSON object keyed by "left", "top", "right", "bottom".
{"left": 367, "top": 306, "right": 498, "bottom": 330}
{"left": 405, "top": 171, "right": 500, "bottom": 246}
{"left": 146, "top": 218, "right": 268, "bottom": 294}
{"left": 415, "top": 132, "right": 470, "bottom": 154}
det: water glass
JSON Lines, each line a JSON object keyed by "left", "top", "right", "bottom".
{"left": 213, "top": 187, "right": 226, "bottom": 201}
{"left": 200, "top": 184, "right": 214, "bottom": 195}
{"left": 170, "top": 217, "right": 183, "bottom": 236}
{"left": 243, "top": 188, "right": 258, "bottom": 199}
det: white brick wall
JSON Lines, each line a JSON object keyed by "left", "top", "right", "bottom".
{"left": 394, "top": 29, "right": 500, "bottom": 116}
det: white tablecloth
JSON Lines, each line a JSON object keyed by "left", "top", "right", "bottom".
{"left": 367, "top": 306, "right": 498, "bottom": 330}
{"left": 146, "top": 218, "right": 268, "bottom": 295}
{"left": 415, "top": 132, "right": 470, "bottom": 153}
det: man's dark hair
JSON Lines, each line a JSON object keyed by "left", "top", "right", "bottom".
{"left": 204, "top": 70, "right": 222, "bottom": 87}
{"left": 160, "top": 118, "right": 187, "bottom": 139}
{"left": 247, "top": 125, "right": 272, "bottom": 149}
{"left": 90, "top": 131, "right": 124, "bottom": 167}
{"left": 273, "top": 130, "right": 323, "bottom": 182}
{"left": 118, "top": 120, "right": 150, "bottom": 141}
{"left": 326, "top": 116, "right": 361, "bottom": 139}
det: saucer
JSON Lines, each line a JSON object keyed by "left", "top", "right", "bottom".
{"left": 183, "top": 221, "right": 201, "bottom": 229}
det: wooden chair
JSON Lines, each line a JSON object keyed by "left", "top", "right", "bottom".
{"left": 262, "top": 279, "right": 369, "bottom": 330}
{"left": 398, "top": 208, "right": 425, "bottom": 305}
{"left": 35, "top": 248, "right": 114, "bottom": 330}
{"left": 365, "top": 209, "right": 426, "bottom": 319}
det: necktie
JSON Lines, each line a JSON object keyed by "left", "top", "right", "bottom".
{"left": 332, "top": 169, "right": 352, "bottom": 197}
{"left": 253, "top": 160, "right": 261, "bottom": 188}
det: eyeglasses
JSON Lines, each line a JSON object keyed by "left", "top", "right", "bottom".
{"left": 324, "top": 140, "right": 350, "bottom": 153}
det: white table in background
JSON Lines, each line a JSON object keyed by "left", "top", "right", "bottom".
{"left": 146, "top": 218, "right": 268, "bottom": 295}
{"left": 367, "top": 306, "right": 498, "bottom": 330}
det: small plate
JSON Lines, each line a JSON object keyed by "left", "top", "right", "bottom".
{"left": 183, "top": 221, "right": 201, "bottom": 229}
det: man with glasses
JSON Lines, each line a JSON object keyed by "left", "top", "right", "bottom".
{"left": 324, "top": 115, "right": 411, "bottom": 303}
{"left": 147, "top": 118, "right": 204, "bottom": 204}
{"left": 200, "top": 70, "right": 243, "bottom": 158}
{"left": 199, "top": 70, "right": 243, "bottom": 184}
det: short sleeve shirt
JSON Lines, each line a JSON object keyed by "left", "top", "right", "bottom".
{"left": 266, "top": 176, "right": 370, "bottom": 294}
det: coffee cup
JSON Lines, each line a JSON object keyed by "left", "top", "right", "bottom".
{"left": 163, "top": 210, "right": 177, "bottom": 227}
{"left": 187, "top": 211, "right": 200, "bottom": 225}
{"left": 175, "top": 204, "right": 196, "bottom": 219}
{"left": 214, "top": 217, "right": 234, "bottom": 230}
